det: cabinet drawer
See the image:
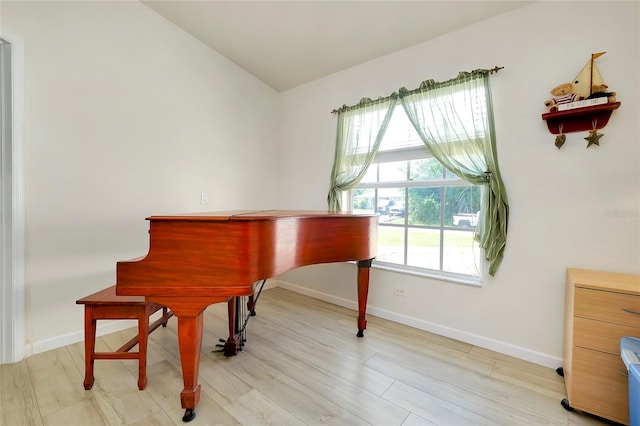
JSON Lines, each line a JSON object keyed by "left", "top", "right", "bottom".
{"left": 571, "top": 346, "right": 629, "bottom": 424}
{"left": 574, "top": 316, "right": 640, "bottom": 355}
{"left": 575, "top": 287, "right": 640, "bottom": 327}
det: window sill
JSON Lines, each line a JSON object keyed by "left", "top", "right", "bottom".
{"left": 370, "top": 261, "right": 483, "bottom": 287}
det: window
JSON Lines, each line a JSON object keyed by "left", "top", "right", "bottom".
{"left": 349, "top": 105, "right": 482, "bottom": 282}
{"left": 330, "top": 70, "right": 508, "bottom": 277}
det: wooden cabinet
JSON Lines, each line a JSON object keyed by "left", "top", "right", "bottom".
{"left": 562, "top": 268, "right": 640, "bottom": 425}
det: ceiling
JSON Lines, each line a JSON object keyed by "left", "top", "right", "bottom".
{"left": 142, "top": 1, "right": 531, "bottom": 92}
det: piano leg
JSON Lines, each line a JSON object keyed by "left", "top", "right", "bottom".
{"left": 247, "top": 294, "right": 257, "bottom": 316}
{"left": 177, "top": 314, "right": 202, "bottom": 422}
{"left": 247, "top": 279, "right": 267, "bottom": 317}
{"left": 356, "top": 258, "right": 374, "bottom": 337}
{"left": 147, "top": 295, "right": 229, "bottom": 423}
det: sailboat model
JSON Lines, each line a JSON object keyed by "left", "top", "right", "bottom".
{"left": 572, "top": 51, "right": 606, "bottom": 100}
{"left": 542, "top": 52, "right": 621, "bottom": 145}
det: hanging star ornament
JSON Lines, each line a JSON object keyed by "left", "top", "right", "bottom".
{"left": 555, "top": 133, "right": 566, "bottom": 149}
{"left": 584, "top": 129, "right": 604, "bottom": 147}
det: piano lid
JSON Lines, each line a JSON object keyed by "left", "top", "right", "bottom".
{"left": 145, "top": 209, "right": 378, "bottom": 222}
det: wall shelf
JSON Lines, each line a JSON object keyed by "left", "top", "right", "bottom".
{"left": 541, "top": 102, "right": 620, "bottom": 134}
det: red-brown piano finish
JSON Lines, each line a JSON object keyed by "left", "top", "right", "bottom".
{"left": 116, "top": 210, "right": 377, "bottom": 422}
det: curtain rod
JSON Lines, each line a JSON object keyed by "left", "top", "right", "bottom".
{"left": 330, "top": 66, "right": 504, "bottom": 114}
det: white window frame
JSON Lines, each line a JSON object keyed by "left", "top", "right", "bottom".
{"left": 347, "top": 126, "right": 483, "bottom": 286}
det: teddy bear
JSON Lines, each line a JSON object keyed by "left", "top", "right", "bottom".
{"left": 544, "top": 82, "right": 581, "bottom": 112}
{"left": 587, "top": 84, "right": 617, "bottom": 103}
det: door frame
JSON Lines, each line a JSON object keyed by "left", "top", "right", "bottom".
{"left": 1, "top": 35, "right": 26, "bottom": 364}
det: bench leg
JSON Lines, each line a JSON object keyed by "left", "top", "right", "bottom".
{"left": 83, "top": 306, "right": 96, "bottom": 390}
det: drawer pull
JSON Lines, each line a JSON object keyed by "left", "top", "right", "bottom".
{"left": 622, "top": 308, "right": 640, "bottom": 315}
{"left": 619, "top": 370, "right": 628, "bottom": 377}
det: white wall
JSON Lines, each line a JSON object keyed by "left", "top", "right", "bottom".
{"left": 1, "top": 1, "right": 280, "bottom": 352}
{"left": 277, "top": 1, "right": 640, "bottom": 367}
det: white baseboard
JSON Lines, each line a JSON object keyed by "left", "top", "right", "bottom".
{"left": 28, "top": 319, "right": 139, "bottom": 357}
{"left": 276, "top": 279, "right": 562, "bottom": 369}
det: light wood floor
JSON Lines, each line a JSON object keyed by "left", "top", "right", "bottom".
{"left": 2, "top": 287, "right": 613, "bottom": 426}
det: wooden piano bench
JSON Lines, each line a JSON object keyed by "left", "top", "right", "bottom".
{"left": 76, "top": 285, "right": 173, "bottom": 391}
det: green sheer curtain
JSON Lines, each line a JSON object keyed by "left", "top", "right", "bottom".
{"left": 399, "top": 71, "right": 509, "bottom": 276}
{"left": 327, "top": 96, "right": 398, "bottom": 211}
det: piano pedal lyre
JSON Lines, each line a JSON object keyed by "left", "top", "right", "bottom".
{"left": 212, "top": 338, "right": 227, "bottom": 353}
{"left": 211, "top": 279, "right": 267, "bottom": 357}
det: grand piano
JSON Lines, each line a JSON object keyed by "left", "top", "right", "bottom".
{"left": 116, "top": 210, "right": 377, "bottom": 422}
